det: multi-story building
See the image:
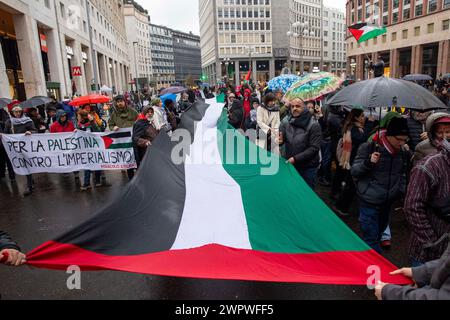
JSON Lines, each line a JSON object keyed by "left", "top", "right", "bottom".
{"left": 123, "top": 0, "right": 152, "bottom": 91}
{"left": 0, "top": 0, "right": 131, "bottom": 101}
{"left": 172, "top": 30, "right": 202, "bottom": 85}
{"left": 323, "top": 6, "right": 347, "bottom": 76}
{"left": 200, "top": 0, "right": 338, "bottom": 86}
{"left": 346, "top": 0, "right": 450, "bottom": 80}
{"left": 149, "top": 23, "right": 175, "bottom": 89}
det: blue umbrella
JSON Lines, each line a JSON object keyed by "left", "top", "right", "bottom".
{"left": 160, "top": 93, "right": 177, "bottom": 105}
{"left": 403, "top": 74, "right": 433, "bottom": 82}
{"left": 160, "top": 86, "right": 187, "bottom": 95}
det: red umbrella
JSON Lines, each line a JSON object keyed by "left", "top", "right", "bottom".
{"left": 69, "top": 94, "right": 110, "bottom": 107}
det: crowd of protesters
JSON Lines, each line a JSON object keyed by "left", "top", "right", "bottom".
{"left": 1, "top": 75, "right": 449, "bottom": 299}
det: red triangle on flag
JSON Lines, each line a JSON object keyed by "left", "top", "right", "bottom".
{"left": 349, "top": 28, "right": 364, "bottom": 41}
{"left": 101, "top": 136, "right": 113, "bottom": 149}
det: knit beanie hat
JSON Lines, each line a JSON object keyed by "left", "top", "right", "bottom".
{"left": 386, "top": 117, "right": 409, "bottom": 137}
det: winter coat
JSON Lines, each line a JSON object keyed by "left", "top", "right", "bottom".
{"left": 132, "top": 119, "right": 159, "bottom": 163}
{"left": 0, "top": 108, "right": 8, "bottom": 132}
{"left": 405, "top": 141, "right": 450, "bottom": 263}
{"left": 407, "top": 117, "right": 426, "bottom": 151}
{"left": 351, "top": 141, "right": 408, "bottom": 206}
{"left": 4, "top": 117, "right": 37, "bottom": 134}
{"left": 108, "top": 107, "right": 139, "bottom": 130}
{"left": 280, "top": 110, "right": 322, "bottom": 169}
{"left": 326, "top": 106, "right": 345, "bottom": 157}
{"left": 76, "top": 119, "right": 101, "bottom": 132}
{"left": 382, "top": 240, "right": 450, "bottom": 300}
{"left": 413, "top": 113, "right": 450, "bottom": 165}
{"left": 228, "top": 101, "right": 244, "bottom": 130}
{"left": 256, "top": 105, "right": 281, "bottom": 149}
{"left": 0, "top": 230, "right": 20, "bottom": 251}
{"left": 50, "top": 119, "right": 75, "bottom": 133}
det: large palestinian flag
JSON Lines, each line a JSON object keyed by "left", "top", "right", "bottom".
{"left": 27, "top": 98, "right": 410, "bottom": 285}
{"left": 349, "top": 23, "right": 387, "bottom": 43}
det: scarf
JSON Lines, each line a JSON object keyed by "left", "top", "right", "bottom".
{"left": 339, "top": 130, "right": 352, "bottom": 170}
{"left": 10, "top": 115, "right": 33, "bottom": 126}
{"left": 379, "top": 131, "right": 397, "bottom": 156}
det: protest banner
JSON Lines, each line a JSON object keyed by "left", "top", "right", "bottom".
{"left": 0, "top": 129, "right": 136, "bottom": 175}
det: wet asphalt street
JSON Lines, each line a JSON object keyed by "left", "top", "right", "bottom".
{"left": 0, "top": 171, "right": 411, "bottom": 300}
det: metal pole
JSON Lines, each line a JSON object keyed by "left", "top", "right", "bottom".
{"left": 320, "top": 0, "right": 324, "bottom": 72}
{"left": 133, "top": 42, "right": 141, "bottom": 108}
{"left": 85, "top": 0, "right": 99, "bottom": 94}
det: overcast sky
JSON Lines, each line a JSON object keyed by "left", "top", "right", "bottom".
{"left": 142, "top": 0, "right": 347, "bottom": 35}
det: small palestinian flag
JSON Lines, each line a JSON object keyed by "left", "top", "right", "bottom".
{"left": 26, "top": 98, "right": 410, "bottom": 285}
{"left": 349, "top": 23, "right": 387, "bottom": 43}
{"left": 101, "top": 131, "right": 133, "bottom": 150}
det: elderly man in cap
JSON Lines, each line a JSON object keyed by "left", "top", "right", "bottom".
{"left": 108, "top": 95, "right": 139, "bottom": 180}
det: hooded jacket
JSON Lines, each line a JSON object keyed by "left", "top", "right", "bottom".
{"left": 50, "top": 110, "right": 75, "bottom": 133}
{"left": 413, "top": 113, "right": 450, "bottom": 165}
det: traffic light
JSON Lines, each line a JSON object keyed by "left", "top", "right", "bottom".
{"left": 201, "top": 73, "right": 208, "bottom": 81}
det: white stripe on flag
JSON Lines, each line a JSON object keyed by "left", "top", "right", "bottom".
{"left": 171, "top": 99, "right": 252, "bottom": 250}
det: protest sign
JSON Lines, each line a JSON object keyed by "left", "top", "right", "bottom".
{"left": 1, "top": 129, "right": 136, "bottom": 175}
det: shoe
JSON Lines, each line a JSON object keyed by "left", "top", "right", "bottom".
{"left": 95, "top": 182, "right": 103, "bottom": 187}
{"left": 80, "top": 185, "right": 91, "bottom": 191}
{"left": 381, "top": 240, "right": 392, "bottom": 249}
{"left": 23, "top": 188, "right": 33, "bottom": 197}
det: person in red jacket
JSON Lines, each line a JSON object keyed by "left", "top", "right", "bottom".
{"left": 50, "top": 110, "right": 75, "bottom": 133}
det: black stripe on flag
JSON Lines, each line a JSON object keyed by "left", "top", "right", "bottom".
{"left": 55, "top": 100, "right": 210, "bottom": 255}
{"left": 106, "top": 132, "right": 132, "bottom": 139}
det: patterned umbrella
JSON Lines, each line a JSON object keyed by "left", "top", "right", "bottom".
{"left": 0, "top": 98, "right": 12, "bottom": 108}
{"left": 285, "top": 72, "right": 343, "bottom": 101}
{"left": 268, "top": 74, "right": 301, "bottom": 93}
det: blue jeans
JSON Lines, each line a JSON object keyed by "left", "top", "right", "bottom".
{"left": 410, "top": 258, "right": 424, "bottom": 268}
{"left": 318, "top": 139, "right": 332, "bottom": 182}
{"left": 359, "top": 204, "right": 391, "bottom": 254}
{"left": 83, "top": 170, "right": 101, "bottom": 187}
{"left": 297, "top": 167, "right": 318, "bottom": 191}
{"left": 381, "top": 225, "right": 392, "bottom": 241}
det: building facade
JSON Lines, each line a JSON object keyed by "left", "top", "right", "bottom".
{"left": 199, "top": 0, "right": 345, "bottom": 85}
{"left": 172, "top": 30, "right": 202, "bottom": 85}
{"left": 346, "top": 0, "right": 450, "bottom": 80}
{"left": 323, "top": 6, "right": 347, "bottom": 76}
{"left": 123, "top": 0, "right": 152, "bottom": 91}
{"left": 149, "top": 23, "right": 175, "bottom": 89}
{"left": 0, "top": 0, "right": 131, "bottom": 101}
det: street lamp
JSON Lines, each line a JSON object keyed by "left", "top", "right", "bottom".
{"left": 287, "top": 21, "right": 315, "bottom": 75}
{"left": 132, "top": 41, "right": 139, "bottom": 92}
{"left": 221, "top": 57, "right": 231, "bottom": 82}
{"left": 244, "top": 46, "right": 255, "bottom": 82}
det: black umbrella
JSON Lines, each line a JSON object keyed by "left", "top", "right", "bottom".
{"left": 0, "top": 98, "right": 12, "bottom": 108}
{"left": 402, "top": 74, "right": 433, "bottom": 82}
{"left": 20, "top": 96, "right": 53, "bottom": 109}
{"left": 326, "top": 76, "right": 447, "bottom": 111}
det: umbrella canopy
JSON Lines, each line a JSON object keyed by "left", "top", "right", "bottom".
{"left": 285, "top": 72, "right": 343, "bottom": 101}
{"left": 160, "top": 86, "right": 187, "bottom": 95}
{"left": 160, "top": 93, "right": 177, "bottom": 105}
{"left": 442, "top": 73, "right": 450, "bottom": 80}
{"left": 69, "top": 94, "right": 110, "bottom": 107}
{"left": 326, "top": 76, "right": 447, "bottom": 111}
{"left": 100, "top": 85, "right": 113, "bottom": 92}
{"left": 402, "top": 74, "right": 433, "bottom": 82}
{"left": 0, "top": 98, "right": 12, "bottom": 108}
{"left": 20, "top": 96, "right": 53, "bottom": 109}
{"left": 268, "top": 74, "right": 301, "bottom": 93}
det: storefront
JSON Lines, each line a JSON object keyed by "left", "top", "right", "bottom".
{"left": 0, "top": 8, "right": 25, "bottom": 100}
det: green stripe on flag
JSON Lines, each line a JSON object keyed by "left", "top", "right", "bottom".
{"left": 358, "top": 27, "right": 386, "bottom": 43}
{"left": 217, "top": 110, "right": 369, "bottom": 254}
{"left": 108, "top": 143, "right": 133, "bottom": 150}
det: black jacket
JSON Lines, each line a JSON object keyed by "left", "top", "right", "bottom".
{"left": 0, "top": 231, "right": 20, "bottom": 251}
{"left": 351, "top": 142, "right": 407, "bottom": 206}
{"left": 407, "top": 117, "right": 425, "bottom": 151}
{"left": 228, "top": 101, "right": 244, "bottom": 130}
{"left": 280, "top": 111, "right": 322, "bottom": 169}
{"left": 4, "top": 118, "right": 37, "bottom": 134}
